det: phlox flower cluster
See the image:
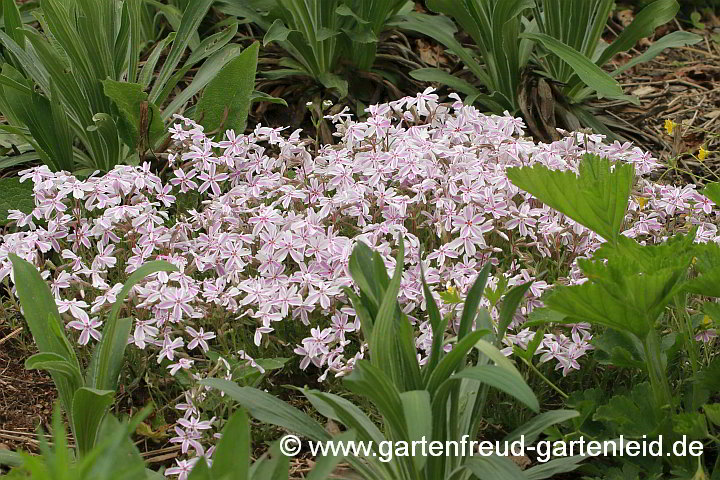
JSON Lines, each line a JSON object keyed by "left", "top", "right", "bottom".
{"left": 1, "top": 89, "right": 718, "bottom": 477}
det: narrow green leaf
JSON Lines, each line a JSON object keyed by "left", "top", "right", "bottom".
{"left": 524, "top": 33, "right": 624, "bottom": 99}
{"left": 200, "top": 378, "right": 330, "bottom": 442}
{"left": 149, "top": 0, "right": 213, "bottom": 104}
{"left": 87, "top": 261, "right": 177, "bottom": 391}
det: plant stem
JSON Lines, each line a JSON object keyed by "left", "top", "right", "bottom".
{"left": 520, "top": 357, "right": 568, "bottom": 400}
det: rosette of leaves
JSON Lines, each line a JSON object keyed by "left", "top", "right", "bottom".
{"left": 219, "top": 0, "right": 412, "bottom": 99}
{"left": 0, "top": 0, "right": 255, "bottom": 173}
{"left": 402, "top": 0, "right": 701, "bottom": 140}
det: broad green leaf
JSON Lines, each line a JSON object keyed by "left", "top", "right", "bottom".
{"left": 318, "top": 72, "right": 348, "bottom": 98}
{"left": 200, "top": 378, "right": 330, "bottom": 441}
{"left": 72, "top": 387, "right": 114, "bottom": 456}
{"left": 672, "top": 412, "right": 708, "bottom": 440}
{"left": 103, "top": 79, "right": 165, "bottom": 151}
{"left": 701, "top": 182, "right": 720, "bottom": 208}
{"left": 507, "top": 154, "right": 634, "bottom": 242}
{"left": 163, "top": 44, "right": 244, "bottom": 121}
{"left": 212, "top": 409, "right": 250, "bottom": 480}
{"left": 400, "top": 390, "right": 431, "bottom": 472}
{"left": 593, "top": 382, "right": 663, "bottom": 436}
{"left": 0, "top": 177, "right": 34, "bottom": 225}
{"left": 524, "top": 33, "right": 624, "bottom": 100}
{"left": 703, "top": 404, "right": 720, "bottom": 427}
{"left": 196, "top": 42, "right": 258, "bottom": 134}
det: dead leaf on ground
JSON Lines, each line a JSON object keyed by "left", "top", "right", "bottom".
{"left": 415, "top": 39, "right": 448, "bottom": 67}
{"left": 631, "top": 86, "right": 658, "bottom": 97}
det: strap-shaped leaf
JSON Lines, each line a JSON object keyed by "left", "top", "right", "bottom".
{"left": 595, "top": 0, "right": 680, "bottom": 67}
{"left": 344, "top": 361, "right": 408, "bottom": 441}
{"left": 495, "top": 281, "right": 533, "bottom": 348}
{"left": 400, "top": 390, "right": 432, "bottom": 472}
{"left": 464, "top": 455, "right": 527, "bottom": 480}
{"left": 200, "top": 378, "right": 330, "bottom": 441}
{"left": 306, "top": 430, "right": 357, "bottom": 480}
{"left": 524, "top": 33, "right": 624, "bottom": 100}
{"left": 72, "top": 387, "right": 114, "bottom": 456}
{"left": 507, "top": 154, "right": 634, "bottom": 243}
{"left": 9, "top": 254, "right": 81, "bottom": 414}
{"left": 211, "top": 409, "right": 250, "bottom": 480}
{"left": 303, "top": 389, "right": 385, "bottom": 445}
{"left": 458, "top": 262, "right": 492, "bottom": 341}
{"left": 452, "top": 365, "right": 539, "bottom": 412}
{"left": 149, "top": 0, "right": 213, "bottom": 104}
{"left": 25, "top": 352, "right": 83, "bottom": 392}
{"left": 504, "top": 409, "right": 579, "bottom": 444}
{"left": 369, "top": 236, "right": 422, "bottom": 391}
{"left": 87, "top": 260, "right": 177, "bottom": 391}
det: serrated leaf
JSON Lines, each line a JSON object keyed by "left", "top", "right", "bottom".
{"left": 593, "top": 382, "right": 662, "bottom": 436}
{"left": 507, "top": 154, "right": 634, "bottom": 243}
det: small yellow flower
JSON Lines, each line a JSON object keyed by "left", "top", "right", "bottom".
{"left": 664, "top": 119, "right": 677, "bottom": 135}
{"left": 702, "top": 314, "right": 712, "bottom": 328}
{"left": 698, "top": 146, "right": 708, "bottom": 161}
{"left": 634, "top": 196, "right": 648, "bottom": 210}
{"left": 446, "top": 285, "right": 456, "bottom": 296}
{"left": 692, "top": 256, "right": 697, "bottom": 265}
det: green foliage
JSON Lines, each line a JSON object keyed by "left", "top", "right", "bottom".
{"left": 219, "top": 0, "right": 411, "bottom": 98}
{"left": 0, "top": 406, "right": 159, "bottom": 480}
{"left": 401, "top": 0, "right": 701, "bottom": 137}
{"left": 0, "top": 0, "right": 244, "bottom": 172}
{"left": 508, "top": 153, "right": 720, "bottom": 476}
{"left": 8, "top": 253, "right": 177, "bottom": 456}
{"left": 0, "top": 176, "right": 34, "bottom": 225}
{"left": 196, "top": 42, "right": 259, "bottom": 134}
{"left": 203, "top": 237, "right": 582, "bottom": 480}
{"left": 507, "top": 154, "right": 635, "bottom": 244}
{"left": 186, "top": 408, "right": 346, "bottom": 480}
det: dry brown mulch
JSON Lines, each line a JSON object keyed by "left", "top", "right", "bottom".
{"left": 0, "top": 325, "right": 56, "bottom": 453}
